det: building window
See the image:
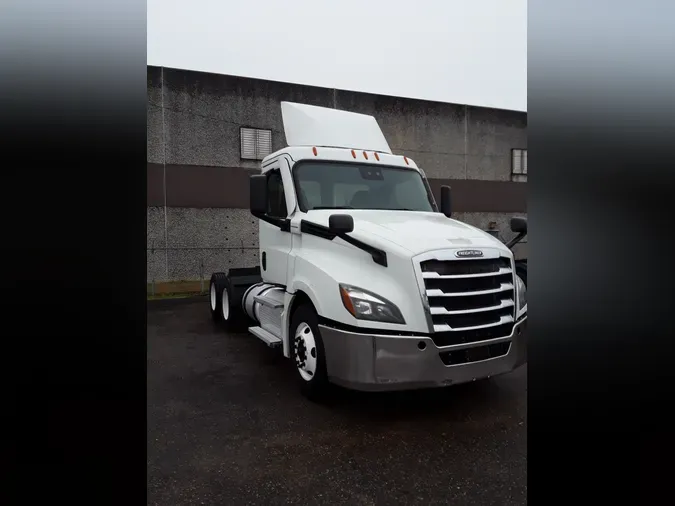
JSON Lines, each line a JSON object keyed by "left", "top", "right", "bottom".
{"left": 511, "top": 148, "right": 527, "bottom": 183}
{"left": 240, "top": 127, "right": 272, "bottom": 160}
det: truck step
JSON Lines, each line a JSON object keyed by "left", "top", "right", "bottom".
{"left": 249, "top": 326, "right": 282, "bottom": 348}
{"left": 254, "top": 289, "right": 285, "bottom": 309}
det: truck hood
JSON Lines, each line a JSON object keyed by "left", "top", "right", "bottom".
{"left": 303, "top": 210, "right": 508, "bottom": 255}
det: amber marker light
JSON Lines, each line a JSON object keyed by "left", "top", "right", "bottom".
{"left": 340, "top": 286, "right": 356, "bottom": 317}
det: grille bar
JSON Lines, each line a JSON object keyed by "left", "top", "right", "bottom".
{"left": 425, "top": 273, "right": 513, "bottom": 293}
{"left": 421, "top": 257, "right": 509, "bottom": 276}
{"left": 430, "top": 298, "right": 514, "bottom": 315}
{"left": 433, "top": 314, "right": 514, "bottom": 333}
{"left": 429, "top": 292, "right": 511, "bottom": 312}
{"left": 423, "top": 267, "right": 512, "bottom": 279}
{"left": 427, "top": 283, "right": 513, "bottom": 297}
{"left": 431, "top": 322, "right": 515, "bottom": 348}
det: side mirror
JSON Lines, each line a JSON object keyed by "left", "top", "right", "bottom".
{"left": 510, "top": 217, "right": 527, "bottom": 234}
{"left": 440, "top": 185, "right": 452, "bottom": 218}
{"left": 250, "top": 175, "right": 268, "bottom": 215}
{"left": 328, "top": 214, "right": 354, "bottom": 234}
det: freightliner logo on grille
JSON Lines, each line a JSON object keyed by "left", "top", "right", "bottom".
{"left": 455, "top": 249, "right": 484, "bottom": 258}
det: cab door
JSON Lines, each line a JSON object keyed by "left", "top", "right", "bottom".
{"left": 259, "top": 161, "right": 293, "bottom": 286}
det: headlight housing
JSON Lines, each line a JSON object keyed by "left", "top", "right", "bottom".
{"left": 339, "top": 284, "right": 406, "bottom": 324}
{"left": 515, "top": 275, "right": 526, "bottom": 312}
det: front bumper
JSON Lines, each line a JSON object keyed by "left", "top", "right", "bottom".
{"left": 320, "top": 317, "right": 527, "bottom": 392}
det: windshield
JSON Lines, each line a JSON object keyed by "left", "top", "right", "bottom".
{"left": 293, "top": 161, "right": 437, "bottom": 212}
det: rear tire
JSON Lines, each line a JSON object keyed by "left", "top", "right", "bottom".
{"left": 209, "top": 272, "right": 247, "bottom": 331}
{"left": 290, "top": 304, "right": 330, "bottom": 402}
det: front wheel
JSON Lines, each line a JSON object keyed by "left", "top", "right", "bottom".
{"left": 290, "top": 304, "right": 330, "bottom": 402}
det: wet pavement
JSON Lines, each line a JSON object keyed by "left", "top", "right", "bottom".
{"left": 147, "top": 297, "right": 527, "bottom": 505}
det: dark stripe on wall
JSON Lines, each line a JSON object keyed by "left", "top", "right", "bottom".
{"left": 147, "top": 163, "right": 527, "bottom": 213}
{"left": 147, "top": 163, "right": 165, "bottom": 207}
{"left": 427, "top": 179, "right": 527, "bottom": 213}
{"left": 147, "top": 163, "right": 259, "bottom": 208}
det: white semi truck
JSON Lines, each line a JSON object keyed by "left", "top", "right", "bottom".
{"left": 209, "top": 102, "right": 527, "bottom": 400}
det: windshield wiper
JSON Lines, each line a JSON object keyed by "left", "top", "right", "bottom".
{"left": 311, "top": 206, "right": 354, "bottom": 210}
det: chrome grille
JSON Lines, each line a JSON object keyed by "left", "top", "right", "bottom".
{"left": 420, "top": 255, "right": 516, "bottom": 346}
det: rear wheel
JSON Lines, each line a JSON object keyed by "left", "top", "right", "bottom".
{"left": 209, "top": 272, "right": 246, "bottom": 331}
{"left": 290, "top": 304, "right": 330, "bottom": 402}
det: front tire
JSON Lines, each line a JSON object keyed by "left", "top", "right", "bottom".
{"left": 290, "top": 304, "right": 330, "bottom": 402}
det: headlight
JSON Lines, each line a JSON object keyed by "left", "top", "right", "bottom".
{"left": 339, "top": 284, "right": 406, "bottom": 324}
{"left": 516, "top": 275, "right": 526, "bottom": 311}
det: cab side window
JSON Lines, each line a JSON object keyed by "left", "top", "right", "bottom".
{"left": 267, "top": 170, "right": 287, "bottom": 218}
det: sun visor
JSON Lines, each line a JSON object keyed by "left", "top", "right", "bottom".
{"left": 280, "top": 101, "right": 392, "bottom": 154}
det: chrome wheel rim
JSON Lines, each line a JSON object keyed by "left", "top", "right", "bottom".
{"left": 210, "top": 282, "right": 216, "bottom": 311}
{"left": 222, "top": 287, "right": 229, "bottom": 320}
{"left": 294, "top": 322, "right": 317, "bottom": 381}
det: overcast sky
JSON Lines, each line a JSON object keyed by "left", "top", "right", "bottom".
{"left": 147, "top": 0, "right": 527, "bottom": 112}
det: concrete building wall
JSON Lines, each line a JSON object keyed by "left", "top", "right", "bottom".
{"left": 147, "top": 66, "right": 527, "bottom": 286}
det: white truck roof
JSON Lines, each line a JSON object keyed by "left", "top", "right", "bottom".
{"left": 280, "top": 102, "right": 392, "bottom": 154}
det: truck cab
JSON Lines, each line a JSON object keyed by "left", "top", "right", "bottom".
{"left": 209, "top": 102, "right": 527, "bottom": 400}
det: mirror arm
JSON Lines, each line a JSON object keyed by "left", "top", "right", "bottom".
{"left": 505, "top": 232, "right": 526, "bottom": 250}
{"left": 252, "top": 211, "right": 290, "bottom": 232}
{"left": 337, "top": 233, "right": 388, "bottom": 267}
{"left": 299, "top": 220, "right": 388, "bottom": 267}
